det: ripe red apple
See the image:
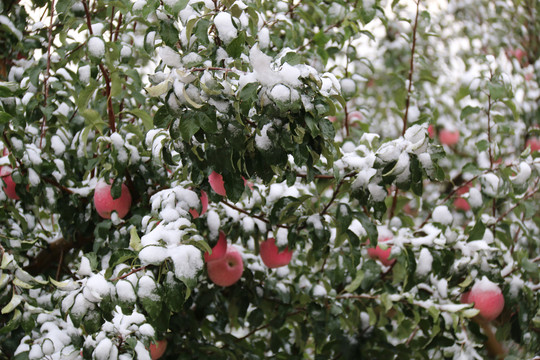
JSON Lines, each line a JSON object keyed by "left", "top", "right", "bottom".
{"left": 464, "top": 278, "right": 505, "bottom": 321}
{"left": 525, "top": 138, "right": 540, "bottom": 153}
{"left": 439, "top": 129, "right": 460, "bottom": 145}
{"left": 453, "top": 197, "right": 470, "bottom": 211}
{"left": 209, "top": 171, "right": 226, "bottom": 196}
{"left": 0, "top": 166, "right": 19, "bottom": 200}
{"left": 204, "top": 231, "right": 227, "bottom": 262}
{"left": 427, "top": 124, "right": 435, "bottom": 138}
{"left": 189, "top": 190, "right": 208, "bottom": 219}
{"left": 367, "top": 237, "right": 395, "bottom": 267}
{"left": 259, "top": 238, "right": 293, "bottom": 268}
{"left": 149, "top": 339, "right": 167, "bottom": 360}
{"left": 93, "top": 180, "right": 132, "bottom": 219}
{"left": 207, "top": 246, "right": 244, "bottom": 287}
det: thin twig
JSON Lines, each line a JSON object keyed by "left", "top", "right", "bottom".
{"left": 235, "top": 309, "right": 304, "bottom": 342}
{"left": 40, "top": 0, "right": 56, "bottom": 149}
{"left": 401, "top": 0, "right": 421, "bottom": 136}
{"left": 220, "top": 200, "right": 290, "bottom": 229}
{"left": 110, "top": 266, "right": 148, "bottom": 282}
{"left": 320, "top": 172, "right": 357, "bottom": 216}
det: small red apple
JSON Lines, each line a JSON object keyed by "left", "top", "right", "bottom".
{"left": 439, "top": 129, "right": 460, "bottom": 146}
{"left": 427, "top": 124, "right": 435, "bottom": 138}
{"left": 209, "top": 171, "right": 226, "bottom": 196}
{"left": 259, "top": 238, "right": 293, "bottom": 268}
{"left": 464, "top": 278, "right": 505, "bottom": 322}
{"left": 367, "top": 237, "right": 395, "bottom": 267}
{"left": 0, "top": 166, "right": 19, "bottom": 200}
{"left": 207, "top": 246, "right": 244, "bottom": 287}
{"left": 525, "top": 138, "right": 540, "bottom": 153}
{"left": 149, "top": 339, "right": 167, "bottom": 360}
{"left": 204, "top": 231, "right": 228, "bottom": 262}
{"left": 93, "top": 180, "right": 132, "bottom": 219}
{"left": 453, "top": 197, "right": 470, "bottom": 211}
{"left": 189, "top": 190, "right": 208, "bottom": 219}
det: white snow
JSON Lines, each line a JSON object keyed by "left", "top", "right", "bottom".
{"left": 468, "top": 188, "right": 482, "bottom": 208}
{"left": 471, "top": 276, "right": 501, "bottom": 293}
{"left": 88, "top": 37, "right": 106, "bottom": 58}
{"left": 116, "top": 280, "right": 137, "bottom": 303}
{"left": 169, "top": 245, "right": 204, "bottom": 280}
{"left": 416, "top": 248, "right": 433, "bottom": 276}
{"left": 480, "top": 173, "right": 501, "bottom": 197}
{"left": 510, "top": 162, "right": 531, "bottom": 185}
{"left": 79, "top": 65, "right": 91, "bottom": 84}
{"left": 432, "top": 205, "right": 453, "bottom": 225}
{"left": 158, "top": 46, "right": 182, "bottom": 68}
{"left": 312, "top": 284, "right": 327, "bottom": 297}
{"left": 255, "top": 123, "right": 272, "bottom": 151}
{"left": 275, "top": 227, "right": 288, "bottom": 247}
{"left": 207, "top": 210, "right": 221, "bottom": 238}
{"left": 214, "top": 12, "right": 237, "bottom": 45}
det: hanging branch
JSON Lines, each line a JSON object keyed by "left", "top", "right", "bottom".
{"left": 402, "top": 0, "right": 421, "bottom": 136}
{"left": 83, "top": 0, "right": 117, "bottom": 133}
{"left": 40, "top": 0, "right": 56, "bottom": 149}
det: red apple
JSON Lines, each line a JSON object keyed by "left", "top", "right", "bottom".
{"left": 465, "top": 278, "right": 505, "bottom": 322}
{"left": 439, "top": 129, "right": 460, "bottom": 145}
{"left": 259, "top": 238, "right": 293, "bottom": 268}
{"left": 204, "top": 231, "right": 228, "bottom": 262}
{"left": 427, "top": 124, "right": 435, "bottom": 138}
{"left": 367, "top": 237, "right": 395, "bottom": 267}
{"left": 525, "top": 138, "right": 540, "bottom": 153}
{"left": 453, "top": 197, "right": 470, "bottom": 211}
{"left": 209, "top": 171, "right": 226, "bottom": 196}
{"left": 189, "top": 190, "right": 208, "bottom": 218}
{"left": 149, "top": 339, "right": 167, "bottom": 360}
{"left": 0, "top": 166, "right": 19, "bottom": 200}
{"left": 207, "top": 246, "right": 244, "bottom": 287}
{"left": 93, "top": 180, "right": 132, "bottom": 219}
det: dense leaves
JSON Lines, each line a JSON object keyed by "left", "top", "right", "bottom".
{"left": 0, "top": 0, "right": 539, "bottom": 359}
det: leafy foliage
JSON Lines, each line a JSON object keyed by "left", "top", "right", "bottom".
{"left": 0, "top": 0, "right": 539, "bottom": 359}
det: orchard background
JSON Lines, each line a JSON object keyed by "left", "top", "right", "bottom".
{"left": 0, "top": 0, "right": 539, "bottom": 359}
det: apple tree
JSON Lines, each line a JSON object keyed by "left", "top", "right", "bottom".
{"left": 0, "top": 0, "right": 539, "bottom": 359}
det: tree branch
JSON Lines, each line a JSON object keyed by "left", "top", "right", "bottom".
{"left": 402, "top": 0, "right": 421, "bottom": 136}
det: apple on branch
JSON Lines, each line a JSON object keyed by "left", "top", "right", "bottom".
{"left": 189, "top": 190, "right": 208, "bottom": 219}
{"left": 259, "top": 237, "right": 293, "bottom": 268}
{"left": 439, "top": 129, "right": 460, "bottom": 146}
{"left": 148, "top": 340, "right": 167, "bottom": 360}
{"left": 0, "top": 166, "right": 20, "bottom": 200}
{"left": 93, "top": 179, "right": 132, "bottom": 219}
{"left": 204, "top": 231, "right": 228, "bottom": 263}
{"left": 207, "top": 246, "right": 244, "bottom": 287}
{"left": 367, "top": 237, "right": 395, "bottom": 267}
{"left": 461, "top": 277, "right": 505, "bottom": 322}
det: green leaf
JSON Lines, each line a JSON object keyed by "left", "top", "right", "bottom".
{"left": 226, "top": 31, "right": 245, "bottom": 58}
{"left": 197, "top": 112, "right": 218, "bottom": 133}
{"left": 154, "top": 105, "right": 174, "bottom": 128}
{"left": 344, "top": 270, "right": 364, "bottom": 293}
{"left": 0, "top": 309, "right": 21, "bottom": 335}
{"left": 467, "top": 220, "right": 485, "bottom": 242}
{"left": 488, "top": 82, "right": 507, "bottom": 100}
{"left": 2, "top": 294, "right": 23, "bottom": 314}
{"left": 355, "top": 212, "right": 378, "bottom": 244}
{"left": 126, "top": 108, "right": 153, "bottom": 132}
{"left": 180, "top": 113, "right": 201, "bottom": 141}
{"left": 160, "top": 21, "right": 179, "bottom": 48}
{"left": 129, "top": 227, "right": 142, "bottom": 251}
{"left": 460, "top": 106, "right": 481, "bottom": 120}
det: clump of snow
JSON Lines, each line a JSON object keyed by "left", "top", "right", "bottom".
{"left": 480, "top": 173, "right": 501, "bottom": 197}
{"left": 214, "top": 12, "right": 237, "bottom": 45}
{"left": 432, "top": 205, "right": 453, "bottom": 225}
{"left": 468, "top": 188, "right": 482, "bottom": 208}
{"left": 88, "top": 37, "right": 106, "bottom": 58}
{"left": 510, "top": 162, "right": 531, "bottom": 185}
{"left": 416, "top": 248, "right": 433, "bottom": 276}
{"left": 471, "top": 276, "right": 501, "bottom": 293}
{"left": 158, "top": 46, "right": 182, "bottom": 68}
{"left": 312, "top": 284, "right": 327, "bottom": 297}
{"left": 169, "top": 245, "right": 204, "bottom": 280}
{"left": 255, "top": 123, "right": 273, "bottom": 151}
